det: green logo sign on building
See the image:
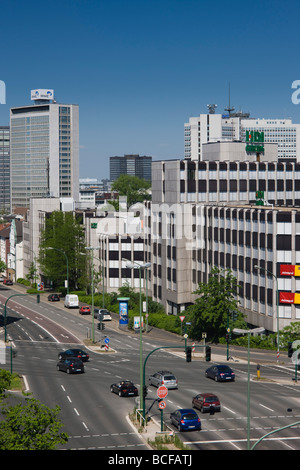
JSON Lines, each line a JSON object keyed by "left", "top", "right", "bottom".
{"left": 245, "top": 130, "right": 264, "bottom": 153}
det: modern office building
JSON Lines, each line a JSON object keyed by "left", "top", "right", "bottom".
{"left": 0, "top": 126, "right": 10, "bottom": 212}
{"left": 184, "top": 106, "right": 300, "bottom": 161}
{"left": 84, "top": 208, "right": 147, "bottom": 293}
{"left": 110, "top": 154, "right": 152, "bottom": 182}
{"left": 150, "top": 153, "right": 300, "bottom": 333}
{"left": 10, "top": 89, "right": 79, "bottom": 209}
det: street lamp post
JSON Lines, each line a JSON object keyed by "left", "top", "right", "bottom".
{"left": 254, "top": 264, "right": 279, "bottom": 361}
{"left": 233, "top": 326, "right": 265, "bottom": 450}
{"left": 93, "top": 256, "right": 105, "bottom": 309}
{"left": 47, "top": 247, "right": 69, "bottom": 295}
{"left": 126, "top": 261, "right": 151, "bottom": 414}
{"left": 85, "top": 247, "right": 101, "bottom": 343}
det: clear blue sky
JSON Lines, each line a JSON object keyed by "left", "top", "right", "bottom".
{"left": 0, "top": 0, "right": 299, "bottom": 179}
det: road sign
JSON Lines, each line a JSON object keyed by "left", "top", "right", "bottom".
{"left": 104, "top": 344, "right": 109, "bottom": 351}
{"left": 157, "top": 385, "right": 168, "bottom": 399}
{"left": 159, "top": 400, "right": 166, "bottom": 409}
{"left": 179, "top": 316, "right": 185, "bottom": 322}
{"left": 104, "top": 337, "right": 110, "bottom": 344}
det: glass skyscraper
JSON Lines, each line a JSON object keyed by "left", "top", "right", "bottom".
{"left": 110, "top": 154, "right": 152, "bottom": 182}
{"left": 10, "top": 91, "right": 79, "bottom": 209}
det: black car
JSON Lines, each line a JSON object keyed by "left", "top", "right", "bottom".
{"left": 58, "top": 349, "right": 89, "bottom": 362}
{"left": 110, "top": 380, "right": 138, "bottom": 397}
{"left": 48, "top": 293, "right": 60, "bottom": 301}
{"left": 205, "top": 364, "right": 235, "bottom": 382}
{"left": 56, "top": 357, "right": 85, "bottom": 374}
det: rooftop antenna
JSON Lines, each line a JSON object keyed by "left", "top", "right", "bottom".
{"left": 207, "top": 104, "right": 217, "bottom": 114}
{"left": 224, "top": 83, "right": 235, "bottom": 116}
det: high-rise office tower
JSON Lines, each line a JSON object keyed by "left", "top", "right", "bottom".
{"left": 0, "top": 126, "right": 10, "bottom": 212}
{"left": 184, "top": 105, "right": 300, "bottom": 162}
{"left": 10, "top": 89, "right": 79, "bottom": 209}
{"left": 110, "top": 154, "right": 152, "bottom": 182}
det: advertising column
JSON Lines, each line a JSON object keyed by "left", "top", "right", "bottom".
{"left": 118, "top": 297, "right": 129, "bottom": 329}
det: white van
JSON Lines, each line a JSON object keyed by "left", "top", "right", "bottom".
{"left": 64, "top": 294, "right": 79, "bottom": 308}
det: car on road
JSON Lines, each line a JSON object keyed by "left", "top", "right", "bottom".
{"left": 64, "top": 294, "right": 79, "bottom": 308}
{"left": 79, "top": 305, "right": 91, "bottom": 315}
{"left": 48, "top": 293, "right": 60, "bottom": 301}
{"left": 192, "top": 393, "right": 221, "bottom": 413}
{"left": 110, "top": 380, "right": 138, "bottom": 397}
{"left": 3, "top": 279, "right": 13, "bottom": 285}
{"left": 170, "top": 409, "right": 201, "bottom": 431}
{"left": 58, "top": 348, "right": 89, "bottom": 362}
{"left": 94, "top": 308, "right": 112, "bottom": 321}
{"left": 56, "top": 357, "right": 85, "bottom": 374}
{"left": 205, "top": 364, "right": 235, "bottom": 382}
{"left": 148, "top": 370, "right": 178, "bottom": 389}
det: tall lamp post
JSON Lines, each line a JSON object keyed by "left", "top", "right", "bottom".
{"left": 233, "top": 326, "right": 265, "bottom": 450}
{"left": 85, "top": 246, "right": 101, "bottom": 343}
{"left": 93, "top": 256, "right": 105, "bottom": 309}
{"left": 126, "top": 261, "right": 151, "bottom": 414}
{"left": 254, "top": 264, "right": 279, "bottom": 361}
{"left": 47, "top": 247, "right": 69, "bottom": 295}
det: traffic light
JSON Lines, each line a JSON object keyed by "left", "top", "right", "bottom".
{"left": 232, "top": 311, "right": 238, "bottom": 322}
{"left": 205, "top": 346, "right": 211, "bottom": 361}
{"left": 97, "top": 323, "right": 105, "bottom": 330}
{"left": 186, "top": 346, "right": 192, "bottom": 362}
{"left": 143, "top": 385, "right": 148, "bottom": 399}
{"left": 288, "top": 342, "right": 293, "bottom": 358}
{"left": 37, "top": 294, "right": 40, "bottom": 303}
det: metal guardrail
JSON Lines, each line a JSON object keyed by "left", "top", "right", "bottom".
{"left": 135, "top": 409, "right": 147, "bottom": 428}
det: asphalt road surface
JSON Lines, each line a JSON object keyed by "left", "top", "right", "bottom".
{"left": 1, "top": 285, "right": 300, "bottom": 451}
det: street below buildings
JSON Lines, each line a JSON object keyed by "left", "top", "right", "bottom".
{"left": 1, "top": 285, "right": 300, "bottom": 451}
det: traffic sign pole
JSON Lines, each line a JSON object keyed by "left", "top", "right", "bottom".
{"left": 160, "top": 408, "right": 164, "bottom": 432}
{"left": 142, "top": 344, "right": 210, "bottom": 421}
{"left": 157, "top": 385, "right": 168, "bottom": 399}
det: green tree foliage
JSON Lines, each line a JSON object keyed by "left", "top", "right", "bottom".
{"left": 26, "top": 261, "right": 37, "bottom": 286}
{"left": 0, "top": 369, "right": 12, "bottom": 396}
{"left": 0, "top": 397, "right": 68, "bottom": 450}
{"left": 110, "top": 175, "right": 151, "bottom": 210}
{"left": 187, "top": 267, "right": 246, "bottom": 342}
{"left": 0, "top": 259, "right": 6, "bottom": 273}
{"left": 38, "top": 211, "right": 86, "bottom": 291}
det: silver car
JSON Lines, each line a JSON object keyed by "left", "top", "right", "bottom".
{"left": 148, "top": 370, "right": 178, "bottom": 389}
{"left": 94, "top": 308, "right": 112, "bottom": 321}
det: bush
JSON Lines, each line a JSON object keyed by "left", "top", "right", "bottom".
{"left": 16, "top": 278, "right": 30, "bottom": 286}
{"left": 148, "top": 313, "right": 181, "bottom": 335}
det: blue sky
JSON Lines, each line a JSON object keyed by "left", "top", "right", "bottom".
{"left": 0, "top": 0, "right": 299, "bottom": 178}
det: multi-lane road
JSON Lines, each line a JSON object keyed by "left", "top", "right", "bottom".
{"left": 1, "top": 285, "right": 300, "bottom": 451}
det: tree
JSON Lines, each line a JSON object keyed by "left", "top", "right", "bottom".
{"left": 38, "top": 211, "right": 86, "bottom": 291}
{"left": 0, "top": 397, "right": 68, "bottom": 450}
{"left": 188, "top": 267, "right": 245, "bottom": 342}
{"left": 110, "top": 175, "right": 151, "bottom": 210}
{"left": 0, "top": 259, "right": 6, "bottom": 275}
{"left": 0, "top": 369, "right": 12, "bottom": 396}
{"left": 26, "top": 262, "right": 37, "bottom": 287}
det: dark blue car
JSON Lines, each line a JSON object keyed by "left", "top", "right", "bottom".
{"left": 205, "top": 364, "right": 235, "bottom": 382}
{"left": 170, "top": 408, "right": 201, "bottom": 431}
